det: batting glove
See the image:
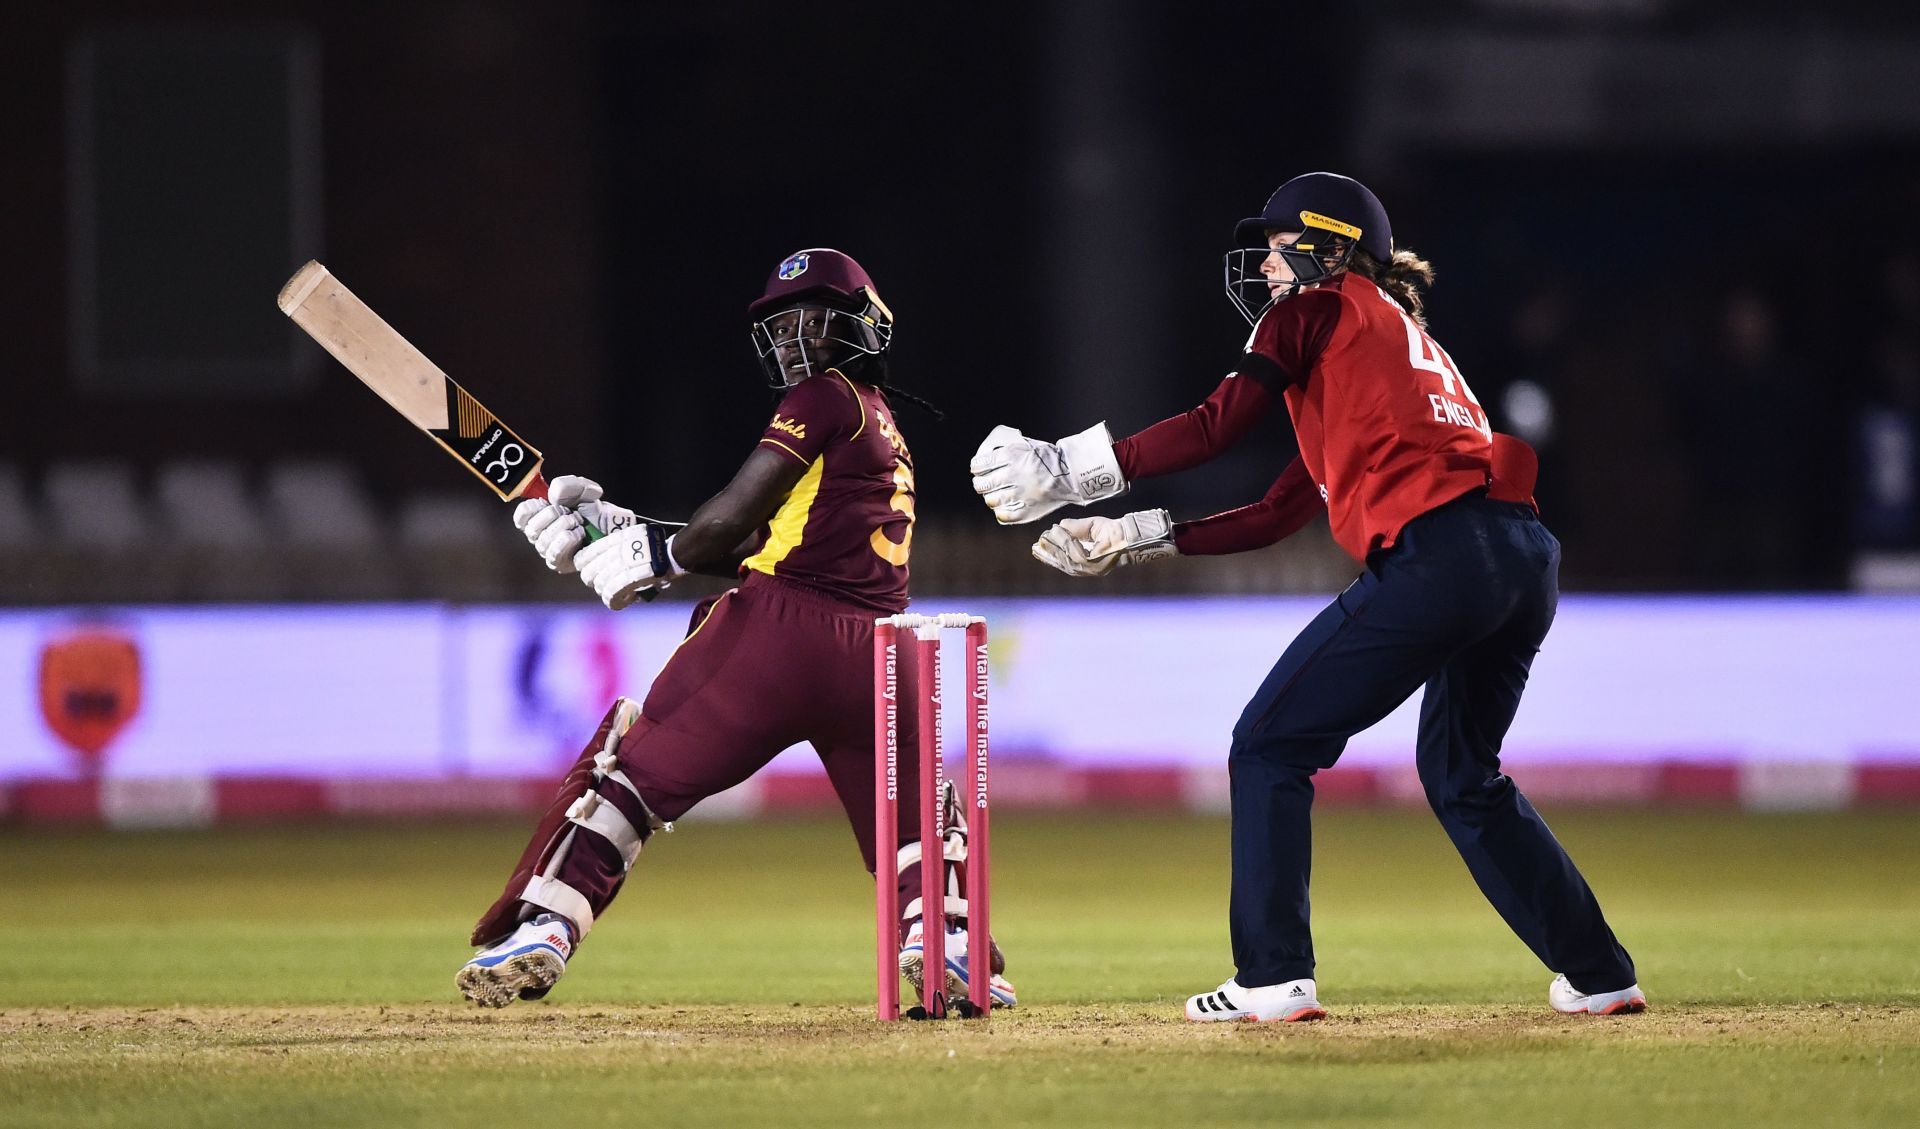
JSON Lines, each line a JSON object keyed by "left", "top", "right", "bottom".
{"left": 1032, "top": 509, "right": 1177, "bottom": 578}
{"left": 574, "top": 521, "right": 684, "bottom": 610}
{"left": 511, "top": 474, "right": 636, "bottom": 575}
{"left": 969, "top": 422, "right": 1128, "bottom": 525}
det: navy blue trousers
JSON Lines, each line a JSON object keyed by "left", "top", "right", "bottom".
{"left": 1228, "top": 492, "right": 1637, "bottom": 993}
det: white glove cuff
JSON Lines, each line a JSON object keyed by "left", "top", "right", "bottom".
{"left": 662, "top": 533, "right": 687, "bottom": 580}
{"left": 1131, "top": 509, "right": 1179, "bottom": 564}
{"left": 1134, "top": 508, "right": 1175, "bottom": 545}
{"left": 1059, "top": 422, "right": 1128, "bottom": 503}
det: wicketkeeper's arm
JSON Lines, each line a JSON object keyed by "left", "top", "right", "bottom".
{"left": 1168, "top": 456, "right": 1323, "bottom": 556}
{"left": 1110, "top": 371, "right": 1277, "bottom": 480}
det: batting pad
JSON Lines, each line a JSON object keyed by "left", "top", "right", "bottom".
{"left": 469, "top": 698, "right": 664, "bottom": 945}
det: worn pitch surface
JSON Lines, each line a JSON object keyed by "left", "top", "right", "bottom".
{"left": 2, "top": 811, "right": 1914, "bottom": 1127}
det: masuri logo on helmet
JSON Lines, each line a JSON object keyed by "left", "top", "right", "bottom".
{"left": 1223, "top": 172, "right": 1394, "bottom": 325}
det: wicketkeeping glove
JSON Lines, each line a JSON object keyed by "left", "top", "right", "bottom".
{"left": 511, "top": 474, "right": 638, "bottom": 574}
{"left": 969, "top": 422, "right": 1128, "bottom": 525}
{"left": 1032, "top": 509, "right": 1177, "bottom": 578}
{"left": 574, "top": 520, "right": 685, "bottom": 610}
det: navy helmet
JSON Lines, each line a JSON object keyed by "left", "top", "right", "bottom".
{"left": 1224, "top": 172, "right": 1392, "bottom": 324}
{"left": 747, "top": 248, "right": 895, "bottom": 388}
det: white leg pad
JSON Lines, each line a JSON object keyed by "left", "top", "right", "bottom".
{"left": 587, "top": 698, "right": 668, "bottom": 835}
{"left": 566, "top": 791, "right": 645, "bottom": 870}
{"left": 903, "top": 895, "right": 969, "bottom": 921}
{"left": 894, "top": 838, "right": 966, "bottom": 875}
{"left": 519, "top": 874, "right": 596, "bottom": 936}
{"left": 605, "top": 698, "right": 642, "bottom": 750}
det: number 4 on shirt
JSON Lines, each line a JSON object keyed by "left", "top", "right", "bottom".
{"left": 1383, "top": 294, "right": 1491, "bottom": 438}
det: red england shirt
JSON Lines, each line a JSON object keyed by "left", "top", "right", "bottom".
{"left": 1254, "top": 273, "right": 1495, "bottom": 560}
{"left": 744, "top": 369, "right": 914, "bottom": 611}
{"left": 1114, "top": 273, "right": 1534, "bottom": 563}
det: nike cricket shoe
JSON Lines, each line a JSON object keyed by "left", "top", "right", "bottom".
{"left": 1185, "top": 977, "right": 1327, "bottom": 1023}
{"left": 456, "top": 913, "right": 575, "bottom": 1008}
{"left": 1549, "top": 973, "right": 1647, "bottom": 1016}
{"left": 899, "top": 919, "right": 1018, "bottom": 1009}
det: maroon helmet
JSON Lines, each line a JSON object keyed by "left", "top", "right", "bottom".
{"left": 747, "top": 248, "right": 896, "bottom": 388}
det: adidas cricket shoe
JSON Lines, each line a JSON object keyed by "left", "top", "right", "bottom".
{"left": 456, "top": 913, "right": 574, "bottom": 1008}
{"left": 899, "top": 919, "right": 1017, "bottom": 1009}
{"left": 1185, "top": 977, "right": 1326, "bottom": 1023}
{"left": 1549, "top": 973, "right": 1647, "bottom": 1016}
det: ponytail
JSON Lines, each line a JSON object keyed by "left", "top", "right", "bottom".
{"left": 1349, "top": 247, "right": 1435, "bottom": 328}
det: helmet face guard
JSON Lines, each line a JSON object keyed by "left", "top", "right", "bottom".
{"left": 749, "top": 292, "right": 894, "bottom": 389}
{"left": 1222, "top": 220, "right": 1359, "bottom": 325}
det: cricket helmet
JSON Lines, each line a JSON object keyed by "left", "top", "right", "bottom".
{"left": 748, "top": 248, "right": 896, "bottom": 388}
{"left": 1223, "top": 172, "right": 1393, "bottom": 324}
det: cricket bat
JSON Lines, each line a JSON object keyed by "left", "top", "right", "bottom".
{"left": 277, "top": 260, "right": 650, "bottom": 595}
{"left": 277, "top": 260, "right": 555, "bottom": 503}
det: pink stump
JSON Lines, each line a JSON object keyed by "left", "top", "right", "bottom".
{"left": 965, "top": 619, "right": 991, "bottom": 1015}
{"left": 916, "top": 627, "right": 945, "bottom": 1017}
{"left": 872, "top": 621, "right": 899, "bottom": 1021}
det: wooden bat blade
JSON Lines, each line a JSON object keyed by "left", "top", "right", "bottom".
{"left": 277, "top": 260, "right": 544, "bottom": 501}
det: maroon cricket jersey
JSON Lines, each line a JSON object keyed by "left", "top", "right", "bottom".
{"left": 744, "top": 369, "right": 914, "bottom": 612}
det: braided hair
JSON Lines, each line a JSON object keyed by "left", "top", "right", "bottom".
{"left": 840, "top": 352, "right": 945, "bottom": 421}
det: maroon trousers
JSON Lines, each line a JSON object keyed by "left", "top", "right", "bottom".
{"left": 619, "top": 573, "right": 920, "bottom": 843}
{"left": 476, "top": 572, "right": 929, "bottom": 943}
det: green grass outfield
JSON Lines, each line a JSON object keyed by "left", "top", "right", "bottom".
{"left": 1, "top": 809, "right": 1915, "bottom": 1127}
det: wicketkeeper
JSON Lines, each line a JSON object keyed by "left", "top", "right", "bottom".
{"left": 972, "top": 173, "right": 1642, "bottom": 1022}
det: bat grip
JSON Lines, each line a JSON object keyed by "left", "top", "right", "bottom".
{"left": 524, "top": 472, "right": 658, "bottom": 603}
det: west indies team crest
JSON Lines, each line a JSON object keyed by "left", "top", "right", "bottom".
{"left": 777, "top": 252, "right": 810, "bottom": 280}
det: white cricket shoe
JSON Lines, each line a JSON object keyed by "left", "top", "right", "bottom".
{"left": 456, "top": 914, "right": 574, "bottom": 1008}
{"left": 899, "top": 919, "right": 1017, "bottom": 1009}
{"left": 1185, "top": 977, "right": 1327, "bottom": 1023}
{"left": 1549, "top": 973, "right": 1647, "bottom": 1016}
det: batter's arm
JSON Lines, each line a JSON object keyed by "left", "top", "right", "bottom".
{"left": 671, "top": 448, "right": 805, "bottom": 577}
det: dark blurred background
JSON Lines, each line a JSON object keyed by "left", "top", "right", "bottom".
{"left": 6, "top": 0, "right": 1920, "bottom": 602}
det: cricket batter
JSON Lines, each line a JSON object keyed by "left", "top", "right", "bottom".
{"left": 458, "top": 249, "right": 1013, "bottom": 1009}
{"left": 970, "top": 173, "right": 1643, "bottom": 1022}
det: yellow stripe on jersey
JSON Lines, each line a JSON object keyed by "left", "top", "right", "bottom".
{"left": 743, "top": 456, "right": 826, "bottom": 576}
